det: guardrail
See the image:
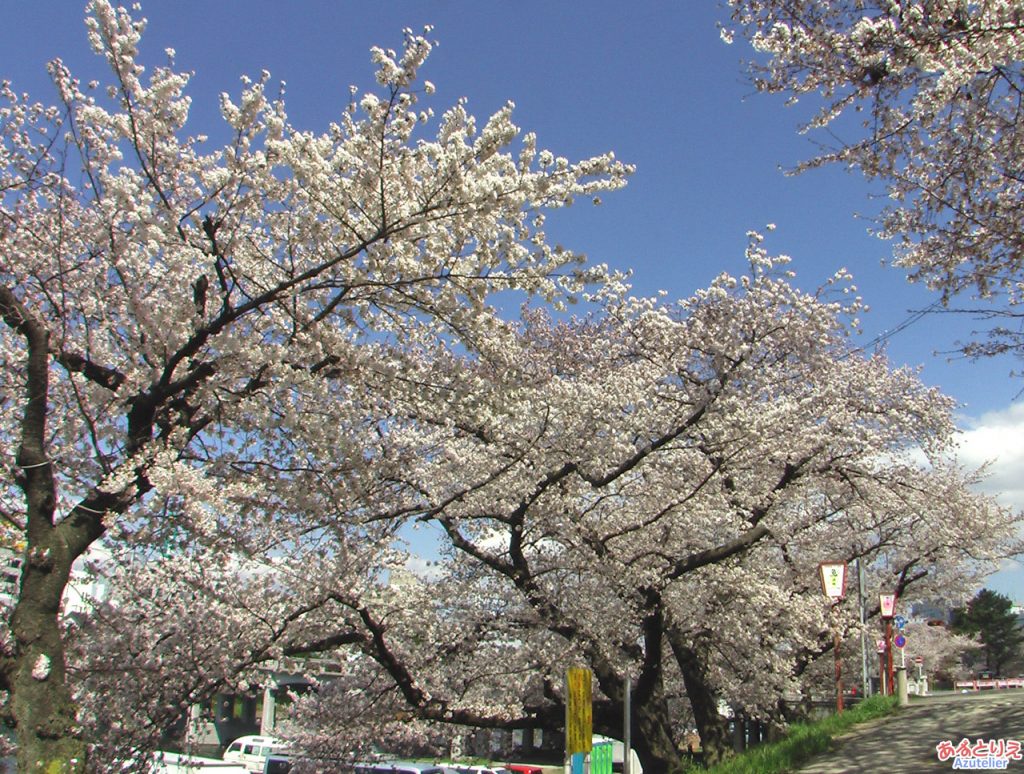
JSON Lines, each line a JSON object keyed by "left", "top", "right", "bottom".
{"left": 954, "top": 678, "right": 1024, "bottom": 690}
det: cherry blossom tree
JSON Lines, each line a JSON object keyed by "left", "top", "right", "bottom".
{"left": 0, "top": 0, "right": 630, "bottom": 768}
{"left": 725, "top": 0, "right": 1024, "bottom": 359}
{"left": 899, "top": 619, "right": 976, "bottom": 686}
{"left": 62, "top": 244, "right": 1018, "bottom": 772}
{"left": 276, "top": 244, "right": 1015, "bottom": 770}
{"left": 4, "top": 3, "right": 1018, "bottom": 772}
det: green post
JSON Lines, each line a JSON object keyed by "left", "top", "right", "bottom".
{"left": 591, "top": 741, "right": 613, "bottom": 774}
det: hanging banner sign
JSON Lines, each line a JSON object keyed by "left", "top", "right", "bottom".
{"left": 818, "top": 561, "right": 848, "bottom": 599}
{"left": 566, "top": 667, "right": 593, "bottom": 755}
{"left": 879, "top": 593, "right": 897, "bottom": 618}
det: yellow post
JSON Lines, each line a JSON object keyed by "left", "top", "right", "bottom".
{"left": 566, "top": 667, "right": 593, "bottom": 756}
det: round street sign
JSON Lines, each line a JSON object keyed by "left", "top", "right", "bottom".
{"left": 894, "top": 615, "right": 908, "bottom": 629}
{"left": 894, "top": 634, "right": 907, "bottom": 649}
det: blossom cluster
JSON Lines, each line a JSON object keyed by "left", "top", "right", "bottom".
{"left": 727, "top": 0, "right": 1024, "bottom": 350}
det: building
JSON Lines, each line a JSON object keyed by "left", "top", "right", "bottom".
{"left": 0, "top": 542, "right": 111, "bottom": 616}
{"left": 184, "top": 656, "right": 344, "bottom": 752}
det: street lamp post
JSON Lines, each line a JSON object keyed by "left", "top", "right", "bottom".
{"left": 819, "top": 561, "right": 848, "bottom": 714}
{"left": 856, "top": 559, "right": 869, "bottom": 696}
{"left": 879, "top": 592, "right": 897, "bottom": 695}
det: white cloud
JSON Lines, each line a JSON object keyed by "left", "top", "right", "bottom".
{"left": 954, "top": 402, "right": 1024, "bottom": 511}
{"left": 402, "top": 554, "right": 444, "bottom": 582}
{"left": 953, "top": 403, "right": 1024, "bottom": 600}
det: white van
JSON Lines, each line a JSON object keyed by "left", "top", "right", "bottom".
{"left": 223, "top": 736, "right": 288, "bottom": 772}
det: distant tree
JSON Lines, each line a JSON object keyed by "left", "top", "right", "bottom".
{"left": 951, "top": 589, "right": 1024, "bottom": 677}
{"left": 901, "top": 620, "right": 976, "bottom": 688}
{"left": 726, "top": 0, "right": 1024, "bottom": 363}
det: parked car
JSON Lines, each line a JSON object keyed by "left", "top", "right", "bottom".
{"left": 506, "top": 767, "right": 544, "bottom": 774}
{"left": 144, "top": 750, "right": 250, "bottom": 772}
{"left": 223, "top": 735, "right": 288, "bottom": 772}
{"left": 447, "top": 766, "right": 511, "bottom": 774}
{"left": 263, "top": 753, "right": 292, "bottom": 773}
{"left": 355, "top": 762, "right": 447, "bottom": 774}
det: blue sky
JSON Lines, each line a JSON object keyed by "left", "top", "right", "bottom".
{"left": 3, "top": 1, "right": 1020, "bottom": 597}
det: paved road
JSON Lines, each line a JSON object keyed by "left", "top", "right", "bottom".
{"left": 796, "top": 690, "right": 1024, "bottom": 773}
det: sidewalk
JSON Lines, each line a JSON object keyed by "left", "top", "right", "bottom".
{"left": 796, "top": 690, "right": 1024, "bottom": 773}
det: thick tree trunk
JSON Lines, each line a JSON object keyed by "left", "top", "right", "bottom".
{"left": 665, "top": 631, "right": 732, "bottom": 768}
{"left": 632, "top": 704, "right": 680, "bottom": 774}
{"left": 11, "top": 544, "right": 87, "bottom": 773}
{"left": 593, "top": 692, "right": 679, "bottom": 774}
{"left": 588, "top": 601, "right": 681, "bottom": 774}
{"left": 2, "top": 289, "right": 88, "bottom": 772}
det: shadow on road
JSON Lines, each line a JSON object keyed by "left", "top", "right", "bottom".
{"left": 797, "top": 690, "right": 1024, "bottom": 773}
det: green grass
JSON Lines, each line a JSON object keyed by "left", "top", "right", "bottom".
{"left": 684, "top": 694, "right": 899, "bottom": 774}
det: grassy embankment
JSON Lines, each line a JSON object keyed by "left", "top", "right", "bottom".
{"left": 686, "top": 694, "right": 899, "bottom": 774}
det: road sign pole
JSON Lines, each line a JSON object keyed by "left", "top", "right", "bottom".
{"left": 893, "top": 629, "right": 908, "bottom": 670}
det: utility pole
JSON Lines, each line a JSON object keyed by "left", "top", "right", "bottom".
{"left": 857, "top": 559, "right": 869, "bottom": 695}
{"left": 818, "top": 561, "right": 848, "bottom": 714}
{"left": 624, "top": 677, "right": 631, "bottom": 774}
